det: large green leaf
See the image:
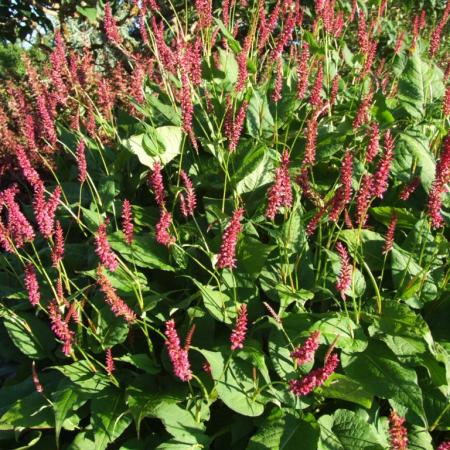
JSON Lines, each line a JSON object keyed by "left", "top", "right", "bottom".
{"left": 320, "top": 374, "right": 372, "bottom": 409}
{"left": 109, "top": 231, "right": 174, "bottom": 271}
{"left": 123, "top": 126, "right": 182, "bottom": 168}
{"left": 391, "top": 246, "right": 438, "bottom": 306}
{"left": 393, "top": 130, "right": 435, "bottom": 192}
{"left": 398, "top": 52, "right": 427, "bottom": 118}
{"left": 2, "top": 311, "right": 55, "bottom": 359}
{"left": 91, "top": 388, "right": 132, "bottom": 450}
{"left": 233, "top": 146, "right": 276, "bottom": 194}
{"left": 52, "top": 380, "right": 88, "bottom": 445}
{"left": 247, "top": 410, "right": 319, "bottom": 450}
{"left": 198, "top": 349, "right": 265, "bottom": 417}
{"left": 193, "top": 281, "right": 237, "bottom": 324}
{"left": 52, "top": 360, "right": 110, "bottom": 394}
{"left": 318, "top": 409, "right": 384, "bottom": 450}
{"left": 247, "top": 90, "right": 274, "bottom": 138}
{"left": 342, "top": 341, "right": 426, "bottom": 423}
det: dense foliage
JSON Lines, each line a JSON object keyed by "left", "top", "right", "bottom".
{"left": 0, "top": 0, "right": 449, "bottom": 448}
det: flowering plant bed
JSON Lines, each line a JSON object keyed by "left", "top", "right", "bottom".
{"left": 0, "top": 0, "right": 449, "bottom": 448}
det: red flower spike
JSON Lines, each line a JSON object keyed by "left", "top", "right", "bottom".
{"left": 438, "top": 442, "right": 450, "bottom": 450}
{"left": 104, "top": 2, "right": 123, "bottom": 45}
{"left": 106, "top": 348, "right": 115, "bottom": 376}
{"left": 95, "top": 223, "right": 119, "bottom": 272}
{"left": 297, "top": 42, "right": 310, "bottom": 100}
{"left": 383, "top": 214, "right": 398, "bottom": 255}
{"left": 389, "top": 410, "right": 408, "bottom": 450}
{"left": 49, "top": 300, "right": 74, "bottom": 356}
{"left": 76, "top": 140, "right": 87, "bottom": 184}
{"left": 310, "top": 63, "right": 324, "bottom": 108}
{"left": 156, "top": 210, "right": 175, "bottom": 246}
{"left": 291, "top": 330, "right": 321, "bottom": 365}
{"left": 24, "top": 264, "right": 40, "bottom": 307}
{"left": 366, "top": 122, "right": 380, "bottom": 163}
{"left": 217, "top": 207, "right": 244, "bottom": 269}
{"left": 179, "top": 170, "right": 197, "bottom": 217}
{"left": 427, "top": 134, "right": 450, "bottom": 228}
{"left": 399, "top": 176, "right": 420, "bottom": 201}
{"left": 372, "top": 130, "right": 394, "bottom": 199}
{"left": 265, "top": 150, "right": 293, "bottom": 220}
{"left": 165, "top": 319, "right": 193, "bottom": 381}
{"left": 230, "top": 304, "right": 248, "bottom": 351}
{"left": 97, "top": 266, "right": 136, "bottom": 323}
{"left": 149, "top": 161, "right": 166, "bottom": 207}
{"left": 51, "top": 220, "right": 64, "bottom": 267}
{"left": 121, "top": 200, "right": 134, "bottom": 245}
{"left": 335, "top": 242, "right": 352, "bottom": 300}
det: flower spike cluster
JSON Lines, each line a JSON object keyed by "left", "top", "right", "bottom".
{"left": 216, "top": 207, "right": 244, "bottom": 269}
{"left": 230, "top": 304, "right": 248, "bottom": 351}
{"left": 389, "top": 410, "right": 408, "bottom": 450}
{"left": 291, "top": 331, "right": 321, "bottom": 365}
{"left": 289, "top": 352, "right": 339, "bottom": 397}
{"left": 335, "top": 242, "right": 352, "bottom": 300}
{"left": 265, "top": 150, "right": 293, "bottom": 220}
{"left": 95, "top": 222, "right": 119, "bottom": 272}
{"left": 165, "top": 320, "right": 193, "bottom": 381}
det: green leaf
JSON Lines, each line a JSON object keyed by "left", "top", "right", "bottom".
{"left": 370, "top": 207, "right": 419, "bottom": 229}
{"left": 217, "top": 48, "right": 239, "bottom": 84}
{"left": 2, "top": 312, "right": 55, "bottom": 359}
{"left": 213, "top": 18, "right": 241, "bottom": 54}
{"left": 0, "top": 392, "right": 53, "bottom": 430}
{"left": 233, "top": 146, "right": 276, "bottom": 194}
{"left": 193, "top": 281, "right": 237, "bottom": 324}
{"left": 52, "top": 380, "right": 88, "bottom": 445}
{"left": 75, "top": 6, "right": 97, "bottom": 23}
{"left": 238, "top": 237, "right": 275, "bottom": 278}
{"left": 367, "top": 301, "right": 434, "bottom": 360}
{"left": 247, "top": 411, "right": 319, "bottom": 450}
{"left": 398, "top": 52, "right": 427, "bottom": 118}
{"left": 342, "top": 341, "right": 426, "bottom": 423}
{"left": 318, "top": 409, "right": 384, "bottom": 449}
{"left": 91, "top": 388, "right": 132, "bottom": 450}
{"left": 123, "top": 126, "right": 182, "bottom": 168}
{"left": 127, "top": 381, "right": 207, "bottom": 444}
{"left": 393, "top": 130, "right": 435, "bottom": 192}
{"left": 109, "top": 231, "right": 174, "bottom": 271}
{"left": 391, "top": 246, "right": 438, "bottom": 305}
{"left": 116, "top": 354, "right": 160, "bottom": 374}
{"left": 247, "top": 90, "right": 274, "bottom": 138}
{"left": 52, "top": 360, "right": 110, "bottom": 394}
{"left": 320, "top": 374, "right": 373, "bottom": 409}
{"left": 198, "top": 349, "right": 265, "bottom": 417}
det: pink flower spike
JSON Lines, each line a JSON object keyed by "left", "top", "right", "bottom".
{"left": 49, "top": 300, "right": 74, "bottom": 356}
{"left": 366, "top": 122, "right": 380, "bottom": 163}
{"left": 310, "top": 63, "right": 324, "bottom": 108}
{"left": 106, "top": 348, "right": 115, "bottom": 376}
{"left": 97, "top": 266, "right": 136, "bottom": 323}
{"left": 104, "top": 2, "right": 123, "bottom": 45}
{"left": 335, "top": 242, "right": 352, "bottom": 300}
{"left": 399, "top": 176, "right": 420, "bottom": 201}
{"left": 265, "top": 150, "right": 293, "bottom": 220}
{"left": 297, "top": 42, "right": 310, "bottom": 100}
{"left": 438, "top": 442, "right": 450, "bottom": 450}
{"left": 121, "top": 199, "right": 134, "bottom": 245}
{"left": 148, "top": 161, "right": 166, "bottom": 207}
{"left": 51, "top": 220, "right": 64, "bottom": 267}
{"left": 373, "top": 130, "right": 394, "bottom": 199}
{"left": 95, "top": 222, "right": 119, "bottom": 272}
{"left": 291, "top": 330, "right": 320, "bottom": 365}
{"left": 230, "top": 304, "right": 248, "bottom": 351}
{"left": 216, "top": 207, "right": 244, "bottom": 269}
{"left": 389, "top": 410, "right": 408, "bottom": 450}
{"left": 165, "top": 319, "right": 193, "bottom": 381}
{"left": 179, "top": 170, "right": 197, "bottom": 217}
{"left": 24, "top": 264, "right": 40, "bottom": 307}
{"left": 383, "top": 214, "right": 398, "bottom": 255}
{"left": 156, "top": 210, "right": 175, "bottom": 246}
